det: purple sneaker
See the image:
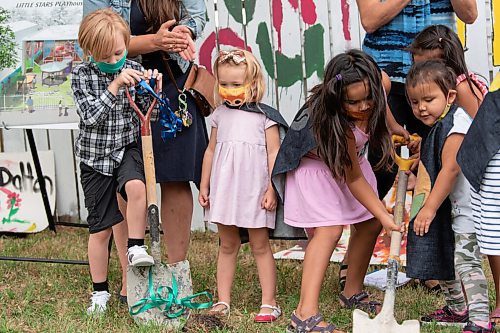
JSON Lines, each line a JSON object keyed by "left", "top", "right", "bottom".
{"left": 463, "top": 321, "right": 496, "bottom": 333}
{"left": 421, "top": 305, "right": 469, "bottom": 326}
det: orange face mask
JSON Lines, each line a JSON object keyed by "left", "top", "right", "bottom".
{"left": 218, "top": 85, "right": 248, "bottom": 107}
{"left": 348, "top": 110, "right": 370, "bottom": 121}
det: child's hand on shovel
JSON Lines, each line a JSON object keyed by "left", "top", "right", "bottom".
{"left": 380, "top": 213, "right": 405, "bottom": 236}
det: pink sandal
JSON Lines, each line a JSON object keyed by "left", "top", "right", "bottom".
{"left": 254, "top": 304, "right": 282, "bottom": 323}
{"left": 490, "top": 308, "right": 500, "bottom": 324}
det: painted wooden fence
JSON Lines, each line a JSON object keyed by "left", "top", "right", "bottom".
{"left": 0, "top": 0, "right": 496, "bottom": 229}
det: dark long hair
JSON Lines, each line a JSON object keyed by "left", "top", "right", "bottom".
{"left": 308, "top": 49, "right": 392, "bottom": 181}
{"left": 409, "top": 24, "right": 480, "bottom": 101}
{"left": 139, "top": 0, "right": 180, "bottom": 34}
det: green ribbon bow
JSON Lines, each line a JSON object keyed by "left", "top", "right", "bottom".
{"left": 129, "top": 266, "right": 213, "bottom": 318}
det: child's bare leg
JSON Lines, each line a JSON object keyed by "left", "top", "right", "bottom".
{"left": 295, "top": 226, "right": 343, "bottom": 327}
{"left": 124, "top": 179, "right": 147, "bottom": 239}
{"left": 248, "top": 228, "right": 277, "bottom": 314}
{"left": 115, "top": 194, "right": 128, "bottom": 296}
{"left": 488, "top": 255, "right": 500, "bottom": 323}
{"left": 343, "top": 218, "right": 381, "bottom": 302}
{"left": 214, "top": 224, "right": 241, "bottom": 311}
{"left": 88, "top": 228, "right": 113, "bottom": 285}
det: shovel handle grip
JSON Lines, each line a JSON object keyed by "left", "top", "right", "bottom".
{"left": 392, "top": 135, "right": 420, "bottom": 171}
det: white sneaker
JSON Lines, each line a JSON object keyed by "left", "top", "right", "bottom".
{"left": 127, "top": 245, "right": 154, "bottom": 267}
{"left": 87, "top": 291, "right": 111, "bottom": 315}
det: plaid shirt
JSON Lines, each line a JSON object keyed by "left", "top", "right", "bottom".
{"left": 72, "top": 59, "right": 150, "bottom": 176}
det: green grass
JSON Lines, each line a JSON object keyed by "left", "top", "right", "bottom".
{"left": 0, "top": 227, "right": 497, "bottom": 332}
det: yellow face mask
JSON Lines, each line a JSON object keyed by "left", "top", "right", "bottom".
{"left": 218, "top": 85, "right": 248, "bottom": 107}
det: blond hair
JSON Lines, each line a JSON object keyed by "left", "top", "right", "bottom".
{"left": 78, "top": 8, "right": 130, "bottom": 61}
{"left": 213, "top": 49, "right": 265, "bottom": 105}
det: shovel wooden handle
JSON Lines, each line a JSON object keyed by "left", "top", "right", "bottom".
{"left": 126, "top": 84, "right": 162, "bottom": 263}
{"left": 387, "top": 135, "right": 419, "bottom": 290}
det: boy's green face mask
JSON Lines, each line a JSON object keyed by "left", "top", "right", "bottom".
{"left": 91, "top": 50, "right": 128, "bottom": 74}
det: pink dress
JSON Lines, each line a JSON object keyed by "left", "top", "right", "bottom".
{"left": 205, "top": 104, "right": 277, "bottom": 229}
{"left": 284, "top": 126, "right": 377, "bottom": 227}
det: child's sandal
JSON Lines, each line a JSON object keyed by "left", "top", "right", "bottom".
{"left": 286, "top": 311, "right": 340, "bottom": 333}
{"left": 490, "top": 308, "right": 500, "bottom": 325}
{"left": 338, "top": 263, "right": 348, "bottom": 292}
{"left": 339, "top": 291, "right": 381, "bottom": 315}
{"left": 254, "top": 304, "right": 281, "bottom": 323}
{"left": 207, "top": 301, "right": 230, "bottom": 317}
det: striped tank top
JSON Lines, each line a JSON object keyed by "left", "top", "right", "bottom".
{"left": 363, "top": 0, "right": 455, "bottom": 83}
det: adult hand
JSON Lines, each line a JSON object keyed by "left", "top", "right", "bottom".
{"left": 172, "top": 25, "right": 197, "bottom": 61}
{"left": 153, "top": 19, "right": 189, "bottom": 53}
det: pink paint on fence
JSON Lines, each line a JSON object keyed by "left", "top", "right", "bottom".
{"left": 199, "top": 28, "right": 250, "bottom": 73}
{"left": 341, "top": 0, "right": 351, "bottom": 41}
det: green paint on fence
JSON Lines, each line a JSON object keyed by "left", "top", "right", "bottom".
{"left": 224, "top": 0, "right": 256, "bottom": 24}
{"left": 304, "top": 24, "right": 325, "bottom": 79}
{"left": 256, "top": 23, "right": 325, "bottom": 87}
{"left": 256, "top": 23, "right": 275, "bottom": 79}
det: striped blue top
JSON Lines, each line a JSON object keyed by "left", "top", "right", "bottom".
{"left": 363, "top": 0, "right": 455, "bottom": 83}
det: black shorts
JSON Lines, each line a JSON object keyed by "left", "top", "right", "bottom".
{"left": 80, "top": 144, "right": 145, "bottom": 234}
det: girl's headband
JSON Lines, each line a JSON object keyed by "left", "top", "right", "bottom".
{"left": 218, "top": 50, "right": 247, "bottom": 64}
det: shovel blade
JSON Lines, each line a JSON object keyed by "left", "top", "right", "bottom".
{"left": 353, "top": 309, "right": 420, "bottom": 333}
{"left": 127, "top": 259, "right": 193, "bottom": 328}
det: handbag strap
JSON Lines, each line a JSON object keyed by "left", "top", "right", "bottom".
{"left": 161, "top": 0, "right": 194, "bottom": 93}
{"left": 162, "top": 55, "right": 183, "bottom": 93}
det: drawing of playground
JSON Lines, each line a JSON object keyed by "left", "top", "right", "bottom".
{"left": 0, "top": 21, "right": 82, "bottom": 125}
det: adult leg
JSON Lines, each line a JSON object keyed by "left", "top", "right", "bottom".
{"left": 213, "top": 224, "right": 241, "bottom": 312}
{"left": 160, "top": 181, "right": 193, "bottom": 264}
{"left": 294, "top": 226, "right": 343, "bottom": 329}
{"left": 248, "top": 228, "right": 277, "bottom": 314}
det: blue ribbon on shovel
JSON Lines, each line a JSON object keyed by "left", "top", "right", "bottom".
{"left": 136, "top": 80, "right": 183, "bottom": 141}
{"left": 129, "top": 266, "right": 213, "bottom": 318}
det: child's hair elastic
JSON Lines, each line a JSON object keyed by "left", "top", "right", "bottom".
{"left": 335, "top": 74, "right": 342, "bottom": 81}
{"left": 218, "top": 50, "right": 247, "bottom": 64}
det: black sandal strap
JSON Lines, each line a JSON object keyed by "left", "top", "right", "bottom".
{"left": 340, "top": 291, "right": 380, "bottom": 314}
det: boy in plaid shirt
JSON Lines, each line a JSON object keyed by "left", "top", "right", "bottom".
{"left": 72, "top": 8, "right": 162, "bottom": 315}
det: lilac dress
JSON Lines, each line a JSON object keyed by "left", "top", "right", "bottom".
{"left": 205, "top": 104, "right": 277, "bottom": 229}
{"left": 284, "top": 126, "right": 377, "bottom": 227}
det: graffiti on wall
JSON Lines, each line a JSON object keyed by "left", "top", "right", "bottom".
{"left": 0, "top": 151, "right": 55, "bottom": 233}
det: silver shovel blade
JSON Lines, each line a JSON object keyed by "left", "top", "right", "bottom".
{"left": 353, "top": 309, "right": 420, "bottom": 333}
{"left": 127, "top": 259, "right": 193, "bottom": 328}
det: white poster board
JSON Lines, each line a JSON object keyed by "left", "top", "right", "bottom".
{"left": 0, "top": 151, "right": 55, "bottom": 232}
{"left": 0, "top": 0, "right": 83, "bottom": 127}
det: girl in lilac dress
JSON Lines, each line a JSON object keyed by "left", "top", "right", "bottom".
{"left": 198, "top": 49, "right": 286, "bottom": 323}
